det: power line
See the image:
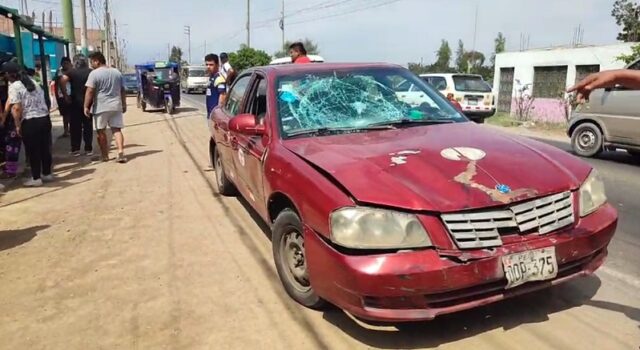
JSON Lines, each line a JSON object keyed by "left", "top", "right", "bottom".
{"left": 288, "top": 0, "right": 406, "bottom": 26}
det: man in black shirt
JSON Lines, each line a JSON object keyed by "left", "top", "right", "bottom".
{"left": 62, "top": 55, "right": 93, "bottom": 156}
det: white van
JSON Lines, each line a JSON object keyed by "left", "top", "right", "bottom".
{"left": 181, "top": 66, "right": 208, "bottom": 94}
{"left": 269, "top": 55, "right": 325, "bottom": 65}
{"left": 420, "top": 73, "right": 496, "bottom": 123}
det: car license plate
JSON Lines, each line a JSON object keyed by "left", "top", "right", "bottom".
{"left": 502, "top": 247, "right": 558, "bottom": 289}
{"left": 467, "top": 99, "right": 478, "bottom": 105}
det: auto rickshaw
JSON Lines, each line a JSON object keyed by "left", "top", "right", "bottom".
{"left": 135, "top": 61, "right": 181, "bottom": 114}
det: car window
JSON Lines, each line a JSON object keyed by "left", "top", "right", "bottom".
{"left": 248, "top": 77, "right": 268, "bottom": 123}
{"left": 628, "top": 60, "right": 640, "bottom": 70}
{"left": 189, "top": 69, "right": 206, "bottom": 77}
{"left": 424, "top": 76, "right": 447, "bottom": 91}
{"left": 452, "top": 75, "right": 492, "bottom": 92}
{"left": 276, "top": 67, "right": 466, "bottom": 138}
{"left": 394, "top": 80, "right": 412, "bottom": 92}
{"left": 225, "top": 75, "right": 252, "bottom": 116}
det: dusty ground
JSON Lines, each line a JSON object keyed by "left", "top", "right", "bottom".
{"left": 0, "top": 98, "right": 638, "bottom": 350}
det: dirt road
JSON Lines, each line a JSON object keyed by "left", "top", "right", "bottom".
{"left": 0, "top": 99, "right": 638, "bottom": 349}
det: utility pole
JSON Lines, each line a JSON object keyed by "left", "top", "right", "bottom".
{"left": 105, "top": 0, "right": 111, "bottom": 66}
{"left": 61, "top": 0, "right": 76, "bottom": 56}
{"left": 468, "top": 2, "right": 478, "bottom": 74}
{"left": 79, "top": 0, "right": 89, "bottom": 55}
{"left": 184, "top": 25, "right": 191, "bottom": 64}
{"left": 246, "top": 0, "right": 251, "bottom": 47}
{"left": 114, "top": 18, "right": 119, "bottom": 70}
{"left": 279, "top": 0, "right": 285, "bottom": 50}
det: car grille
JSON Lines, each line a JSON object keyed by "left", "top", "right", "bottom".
{"left": 441, "top": 192, "right": 575, "bottom": 249}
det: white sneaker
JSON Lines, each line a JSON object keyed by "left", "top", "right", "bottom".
{"left": 24, "top": 178, "right": 43, "bottom": 187}
{"left": 42, "top": 174, "right": 55, "bottom": 182}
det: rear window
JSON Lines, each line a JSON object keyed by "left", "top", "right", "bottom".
{"left": 189, "top": 69, "right": 206, "bottom": 77}
{"left": 124, "top": 75, "right": 137, "bottom": 83}
{"left": 452, "top": 75, "right": 492, "bottom": 92}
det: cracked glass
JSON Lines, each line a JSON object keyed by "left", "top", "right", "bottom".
{"left": 276, "top": 67, "right": 466, "bottom": 138}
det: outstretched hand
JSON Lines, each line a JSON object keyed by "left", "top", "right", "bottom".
{"left": 567, "top": 70, "right": 620, "bottom": 103}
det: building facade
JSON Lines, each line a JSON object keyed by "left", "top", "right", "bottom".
{"left": 493, "top": 43, "right": 637, "bottom": 123}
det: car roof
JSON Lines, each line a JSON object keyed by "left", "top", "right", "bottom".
{"left": 247, "top": 62, "right": 403, "bottom": 76}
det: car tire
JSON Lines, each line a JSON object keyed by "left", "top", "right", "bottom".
{"left": 571, "top": 123, "right": 603, "bottom": 157}
{"left": 272, "top": 209, "right": 326, "bottom": 310}
{"left": 213, "top": 146, "right": 236, "bottom": 196}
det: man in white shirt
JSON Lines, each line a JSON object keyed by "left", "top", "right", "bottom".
{"left": 219, "top": 53, "right": 236, "bottom": 86}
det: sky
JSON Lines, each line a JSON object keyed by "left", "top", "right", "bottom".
{"left": 7, "top": 0, "right": 623, "bottom": 66}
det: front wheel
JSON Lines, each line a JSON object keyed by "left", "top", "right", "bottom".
{"left": 272, "top": 209, "right": 326, "bottom": 309}
{"left": 571, "top": 123, "right": 603, "bottom": 157}
{"left": 213, "top": 147, "right": 237, "bottom": 196}
{"left": 165, "top": 98, "right": 174, "bottom": 115}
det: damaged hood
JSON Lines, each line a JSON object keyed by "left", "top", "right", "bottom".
{"left": 282, "top": 123, "right": 592, "bottom": 212}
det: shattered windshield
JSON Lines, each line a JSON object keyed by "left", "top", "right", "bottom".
{"left": 276, "top": 67, "right": 466, "bottom": 138}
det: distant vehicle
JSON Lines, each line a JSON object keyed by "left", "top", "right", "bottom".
{"left": 180, "top": 65, "right": 208, "bottom": 94}
{"left": 209, "top": 62, "right": 617, "bottom": 323}
{"left": 421, "top": 73, "right": 496, "bottom": 123}
{"left": 269, "top": 55, "right": 325, "bottom": 65}
{"left": 123, "top": 73, "right": 139, "bottom": 95}
{"left": 135, "top": 61, "right": 181, "bottom": 114}
{"left": 568, "top": 58, "right": 640, "bottom": 158}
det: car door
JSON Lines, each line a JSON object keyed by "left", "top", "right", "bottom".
{"left": 212, "top": 73, "right": 253, "bottom": 183}
{"left": 231, "top": 74, "right": 270, "bottom": 218}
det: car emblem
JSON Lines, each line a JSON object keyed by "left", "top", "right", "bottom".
{"left": 496, "top": 184, "right": 511, "bottom": 194}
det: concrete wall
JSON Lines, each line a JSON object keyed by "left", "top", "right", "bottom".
{"left": 494, "top": 43, "right": 637, "bottom": 122}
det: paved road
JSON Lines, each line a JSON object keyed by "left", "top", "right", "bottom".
{"left": 183, "top": 92, "right": 640, "bottom": 283}
{"left": 0, "top": 96, "right": 636, "bottom": 349}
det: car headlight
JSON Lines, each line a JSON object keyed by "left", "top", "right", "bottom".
{"left": 330, "top": 207, "right": 432, "bottom": 249}
{"left": 579, "top": 170, "right": 607, "bottom": 217}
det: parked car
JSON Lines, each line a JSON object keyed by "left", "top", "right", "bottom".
{"left": 269, "top": 55, "right": 325, "bottom": 65}
{"left": 568, "top": 58, "right": 640, "bottom": 158}
{"left": 209, "top": 63, "right": 617, "bottom": 322}
{"left": 180, "top": 65, "right": 208, "bottom": 94}
{"left": 421, "top": 73, "right": 496, "bottom": 123}
{"left": 123, "top": 73, "right": 139, "bottom": 95}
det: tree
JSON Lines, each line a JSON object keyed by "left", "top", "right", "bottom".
{"left": 491, "top": 32, "right": 506, "bottom": 67}
{"left": 463, "top": 51, "right": 486, "bottom": 72}
{"left": 612, "top": 0, "right": 640, "bottom": 42}
{"left": 229, "top": 45, "right": 272, "bottom": 72}
{"left": 455, "top": 40, "right": 467, "bottom": 73}
{"left": 433, "top": 40, "right": 452, "bottom": 71}
{"left": 274, "top": 38, "right": 320, "bottom": 58}
{"left": 618, "top": 43, "right": 640, "bottom": 64}
{"left": 169, "top": 46, "right": 186, "bottom": 65}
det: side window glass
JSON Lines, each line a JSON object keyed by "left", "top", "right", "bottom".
{"left": 251, "top": 78, "right": 268, "bottom": 123}
{"left": 225, "top": 75, "right": 252, "bottom": 116}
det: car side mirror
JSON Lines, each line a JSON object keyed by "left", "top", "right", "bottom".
{"left": 229, "top": 113, "right": 266, "bottom": 136}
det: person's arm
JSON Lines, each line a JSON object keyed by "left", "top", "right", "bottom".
{"left": 84, "top": 87, "right": 94, "bottom": 117}
{"left": 60, "top": 74, "right": 71, "bottom": 103}
{"left": 121, "top": 85, "right": 127, "bottom": 113}
{"left": 84, "top": 72, "right": 95, "bottom": 117}
{"left": 7, "top": 84, "right": 23, "bottom": 135}
{"left": 568, "top": 69, "right": 640, "bottom": 102}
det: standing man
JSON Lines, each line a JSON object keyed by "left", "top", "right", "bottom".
{"left": 205, "top": 53, "right": 227, "bottom": 118}
{"left": 63, "top": 55, "right": 94, "bottom": 156}
{"left": 219, "top": 53, "right": 236, "bottom": 86}
{"left": 289, "top": 42, "right": 311, "bottom": 64}
{"left": 84, "top": 52, "right": 127, "bottom": 163}
{"left": 54, "top": 57, "right": 72, "bottom": 138}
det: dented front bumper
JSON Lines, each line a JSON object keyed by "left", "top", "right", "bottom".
{"left": 305, "top": 204, "right": 617, "bottom": 322}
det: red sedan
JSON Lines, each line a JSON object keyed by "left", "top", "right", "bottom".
{"left": 208, "top": 63, "right": 617, "bottom": 322}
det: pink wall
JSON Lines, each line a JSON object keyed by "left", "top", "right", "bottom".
{"left": 510, "top": 98, "right": 568, "bottom": 123}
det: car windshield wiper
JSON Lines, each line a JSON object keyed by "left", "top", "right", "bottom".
{"left": 368, "top": 118, "right": 455, "bottom": 128}
{"left": 286, "top": 125, "right": 394, "bottom": 138}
